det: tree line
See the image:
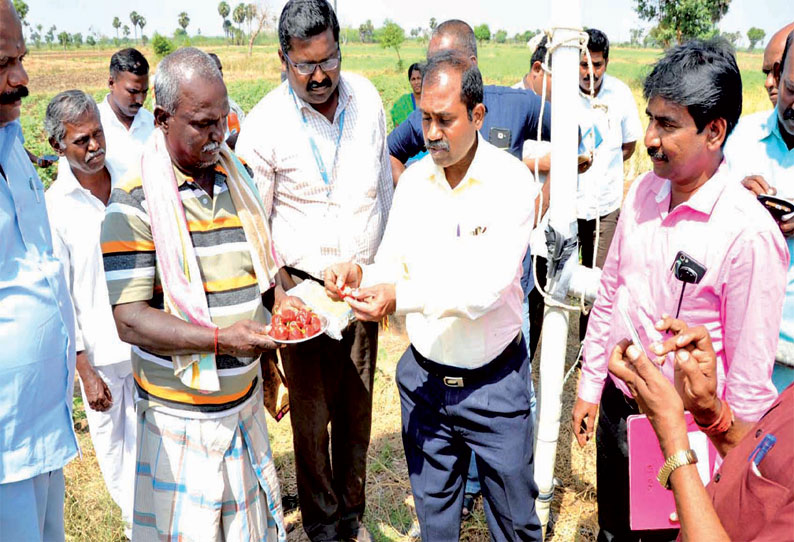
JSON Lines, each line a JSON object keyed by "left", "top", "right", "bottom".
{"left": 11, "top": 0, "right": 772, "bottom": 56}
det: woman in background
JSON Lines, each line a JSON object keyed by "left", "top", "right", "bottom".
{"left": 390, "top": 62, "right": 423, "bottom": 128}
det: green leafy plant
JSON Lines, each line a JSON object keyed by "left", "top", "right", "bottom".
{"left": 152, "top": 33, "right": 175, "bottom": 57}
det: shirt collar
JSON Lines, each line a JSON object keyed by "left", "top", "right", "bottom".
{"left": 54, "top": 156, "right": 117, "bottom": 199}
{"left": 0, "top": 121, "right": 22, "bottom": 167}
{"left": 102, "top": 94, "right": 147, "bottom": 132}
{"left": 173, "top": 162, "right": 228, "bottom": 188}
{"left": 763, "top": 108, "right": 793, "bottom": 146}
{"left": 651, "top": 160, "right": 729, "bottom": 217}
{"left": 428, "top": 133, "right": 487, "bottom": 192}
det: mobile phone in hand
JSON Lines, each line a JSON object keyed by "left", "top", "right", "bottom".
{"left": 758, "top": 194, "right": 794, "bottom": 222}
{"left": 617, "top": 298, "right": 648, "bottom": 359}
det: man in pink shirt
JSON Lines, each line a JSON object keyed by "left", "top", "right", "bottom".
{"left": 571, "top": 39, "right": 788, "bottom": 542}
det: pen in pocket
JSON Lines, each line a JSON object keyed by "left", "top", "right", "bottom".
{"left": 748, "top": 433, "right": 776, "bottom": 466}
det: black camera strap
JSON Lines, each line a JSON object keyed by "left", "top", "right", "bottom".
{"left": 675, "top": 283, "right": 686, "bottom": 319}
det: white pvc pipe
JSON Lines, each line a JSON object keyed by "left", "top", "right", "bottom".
{"left": 569, "top": 265, "right": 602, "bottom": 305}
{"left": 535, "top": 305, "right": 570, "bottom": 533}
{"left": 534, "top": 0, "right": 582, "bottom": 534}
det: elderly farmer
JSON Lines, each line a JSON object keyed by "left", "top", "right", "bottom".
{"left": 101, "top": 47, "right": 297, "bottom": 542}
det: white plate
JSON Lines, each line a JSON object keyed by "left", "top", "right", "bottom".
{"left": 268, "top": 314, "right": 329, "bottom": 344}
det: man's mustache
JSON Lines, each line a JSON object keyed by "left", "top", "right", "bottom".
{"left": 308, "top": 79, "right": 331, "bottom": 91}
{"left": 425, "top": 139, "right": 450, "bottom": 152}
{"left": 84, "top": 148, "right": 105, "bottom": 163}
{"left": 647, "top": 147, "right": 667, "bottom": 162}
{"left": 202, "top": 141, "right": 221, "bottom": 153}
{"left": 0, "top": 86, "right": 29, "bottom": 104}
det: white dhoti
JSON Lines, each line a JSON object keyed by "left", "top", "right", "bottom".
{"left": 79, "top": 361, "right": 136, "bottom": 533}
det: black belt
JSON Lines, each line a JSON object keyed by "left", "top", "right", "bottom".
{"left": 413, "top": 333, "right": 524, "bottom": 388}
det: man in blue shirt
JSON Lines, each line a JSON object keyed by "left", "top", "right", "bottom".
{"left": 0, "top": 2, "right": 79, "bottom": 541}
{"left": 726, "top": 30, "right": 794, "bottom": 391}
{"left": 388, "top": 20, "right": 551, "bottom": 185}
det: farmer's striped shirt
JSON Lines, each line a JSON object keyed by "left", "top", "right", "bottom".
{"left": 101, "top": 161, "right": 267, "bottom": 416}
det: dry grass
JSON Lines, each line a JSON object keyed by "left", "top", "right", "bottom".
{"left": 65, "top": 324, "right": 597, "bottom": 542}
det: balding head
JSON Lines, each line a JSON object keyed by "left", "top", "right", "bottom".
{"left": 764, "top": 22, "right": 794, "bottom": 106}
{"left": 428, "top": 20, "right": 478, "bottom": 64}
{"left": 153, "top": 47, "right": 228, "bottom": 174}
{"left": 154, "top": 47, "right": 224, "bottom": 115}
{"left": 0, "top": 0, "right": 28, "bottom": 126}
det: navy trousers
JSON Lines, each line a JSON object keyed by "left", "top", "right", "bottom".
{"left": 397, "top": 337, "right": 541, "bottom": 542}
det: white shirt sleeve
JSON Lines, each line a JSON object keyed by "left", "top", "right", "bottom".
{"left": 620, "top": 84, "right": 643, "bottom": 144}
{"left": 47, "top": 213, "right": 86, "bottom": 353}
{"left": 237, "top": 114, "right": 276, "bottom": 217}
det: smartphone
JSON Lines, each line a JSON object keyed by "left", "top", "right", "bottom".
{"left": 758, "top": 194, "right": 794, "bottom": 221}
{"left": 617, "top": 297, "right": 647, "bottom": 359}
{"left": 40, "top": 154, "right": 58, "bottom": 162}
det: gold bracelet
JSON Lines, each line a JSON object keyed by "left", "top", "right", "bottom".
{"left": 657, "top": 449, "right": 698, "bottom": 490}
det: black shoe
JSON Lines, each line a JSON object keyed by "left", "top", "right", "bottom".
{"left": 349, "top": 526, "right": 372, "bottom": 542}
{"left": 281, "top": 493, "right": 299, "bottom": 513}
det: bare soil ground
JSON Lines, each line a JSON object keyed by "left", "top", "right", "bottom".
{"left": 66, "top": 320, "right": 598, "bottom": 542}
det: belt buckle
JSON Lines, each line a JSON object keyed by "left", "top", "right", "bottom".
{"left": 443, "top": 376, "right": 464, "bottom": 388}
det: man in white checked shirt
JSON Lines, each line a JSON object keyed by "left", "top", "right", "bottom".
{"left": 236, "top": 1, "right": 392, "bottom": 541}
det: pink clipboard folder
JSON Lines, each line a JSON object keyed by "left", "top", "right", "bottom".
{"left": 627, "top": 413, "right": 718, "bottom": 531}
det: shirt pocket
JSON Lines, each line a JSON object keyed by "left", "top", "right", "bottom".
{"left": 723, "top": 464, "right": 790, "bottom": 536}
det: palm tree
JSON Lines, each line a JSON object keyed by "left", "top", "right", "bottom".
{"left": 137, "top": 15, "right": 146, "bottom": 40}
{"left": 129, "top": 11, "right": 139, "bottom": 41}
{"left": 218, "top": 1, "right": 230, "bottom": 36}
{"left": 232, "top": 2, "right": 246, "bottom": 37}
{"left": 223, "top": 19, "right": 232, "bottom": 39}
{"left": 112, "top": 16, "right": 121, "bottom": 39}
{"left": 178, "top": 12, "right": 190, "bottom": 32}
{"left": 244, "top": 3, "right": 256, "bottom": 36}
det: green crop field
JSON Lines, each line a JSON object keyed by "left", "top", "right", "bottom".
{"left": 18, "top": 41, "right": 769, "bottom": 542}
{"left": 22, "top": 42, "right": 770, "bottom": 188}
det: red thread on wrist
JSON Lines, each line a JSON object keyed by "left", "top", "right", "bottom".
{"left": 696, "top": 400, "right": 733, "bottom": 435}
{"left": 214, "top": 327, "right": 220, "bottom": 356}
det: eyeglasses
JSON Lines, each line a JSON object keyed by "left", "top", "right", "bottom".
{"left": 284, "top": 49, "right": 341, "bottom": 76}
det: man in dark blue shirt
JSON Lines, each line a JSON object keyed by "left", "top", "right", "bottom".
{"left": 389, "top": 84, "right": 551, "bottom": 164}
{"left": 387, "top": 21, "right": 552, "bottom": 184}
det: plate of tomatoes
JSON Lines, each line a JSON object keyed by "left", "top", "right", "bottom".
{"left": 267, "top": 307, "right": 327, "bottom": 344}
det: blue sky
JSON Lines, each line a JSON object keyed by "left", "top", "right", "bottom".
{"left": 23, "top": 0, "right": 794, "bottom": 47}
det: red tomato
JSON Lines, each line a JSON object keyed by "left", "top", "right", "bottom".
{"left": 307, "top": 321, "right": 321, "bottom": 337}
{"left": 296, "top": 310, "right": 309, "bottom": 326}
{"left": 271, "top": 324, "right": 288, "bottom": 340}
{"left": 310, "top": 315, "right": 321, "bottom": 328}
{"left": 280, "top": 308, "right": 296, "bottom": 321}
{"left": 271, "top": 314, "right": 283, "bottom": 327}
{"left": 288, "top": 327, "right": 303, "bottom": 340}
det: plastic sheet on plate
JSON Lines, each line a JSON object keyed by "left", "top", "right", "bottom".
{"left": 286, "top": 280, "right": 354, "bottom": 341}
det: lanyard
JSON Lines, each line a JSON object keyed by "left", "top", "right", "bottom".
{"left": 289, "top": 86, "right": 346, "bottom": 188}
